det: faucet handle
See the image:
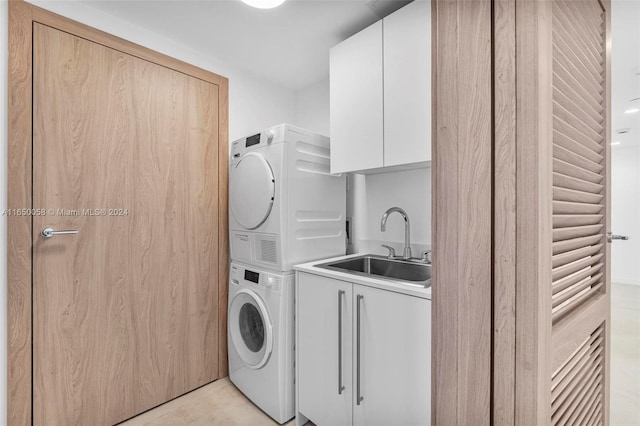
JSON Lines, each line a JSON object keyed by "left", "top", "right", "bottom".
{"left": 381, "top": 245, "right": 396, "bottom": 259}
{"left": 421, "top": 250, "right": 432, "bottom": 264}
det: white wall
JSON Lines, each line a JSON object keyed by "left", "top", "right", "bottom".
{"left": 27, "top": 1, "right": 296, "bottom": 142}
{"left": 1, "top": 1, "right": 8, "bottom": 423}
{"left": 611, "top": 145, "right": 640, "bottom": 285}
{"left": 294, "top": 79, "right": 432, "bottom": 257}
{"left": 294, "top": 79, "right": 330, "bottom": 136}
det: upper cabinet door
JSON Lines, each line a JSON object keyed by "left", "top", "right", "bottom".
{"left": 383, "top": 0, "right": 431, "bottom": 166}
{"left": 330, "top": 21, "right": 384, "bottom": 174}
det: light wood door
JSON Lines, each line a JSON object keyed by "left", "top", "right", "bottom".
{"left": 297, "top": 273, "right": 353, "bottom": 426}
{"left": 32, "top": 23, "right": 220, "bottom": 425}
{"left": 353, "top": 285, "right": 430, "bottom": 426}
{"left": 493, "top": 0, "right": 612, "bottom": 423}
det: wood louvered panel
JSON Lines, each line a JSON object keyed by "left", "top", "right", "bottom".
{"left": 551, "top": 0, "right": 606, "bottom": 327}
{"left": 551, "top": 325, "right": 605, "bottom": 426}
{"left": 548, "top": 1, "right": 609, "bottom": 424}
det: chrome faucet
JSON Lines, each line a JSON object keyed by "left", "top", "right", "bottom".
{"left": 380, "top": 207, "right": 412, "bottom": 259}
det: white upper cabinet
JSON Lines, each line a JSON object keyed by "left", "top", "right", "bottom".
{"left": 330, "top": 21, "right": 384, "bottom": 174}
{"left": 330, "top": 1, "right": 431, "bottom": 174}
{"left": 383, "top": 0, "right": 431, "bottom": 167}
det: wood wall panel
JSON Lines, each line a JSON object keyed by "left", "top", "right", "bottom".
{"left": 493, "top": 0, "right": 517, "bottom": 423}
{"left": 432, "top": 0, "right": 492, "bottom": 424}
{"left": 7, "top": 2, "right": 33, "bottom": 425}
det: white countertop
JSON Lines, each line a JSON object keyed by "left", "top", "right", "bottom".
{"left": 294, "top": 253, "right": 432, "bottom": 300}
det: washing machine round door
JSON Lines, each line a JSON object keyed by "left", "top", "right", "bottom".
{"left": 229, "top": 289, "right": 273, "bottom": 369}
{"left": 230, "top": 152, "right": 275, "bottom": 230}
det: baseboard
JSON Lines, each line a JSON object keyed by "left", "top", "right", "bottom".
{"left": 612, "top": 277, "right": 640, "bottom": 286}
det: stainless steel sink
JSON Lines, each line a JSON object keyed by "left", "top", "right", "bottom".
{"left": 316, "top": 255, "right": 431, "bottom": 288}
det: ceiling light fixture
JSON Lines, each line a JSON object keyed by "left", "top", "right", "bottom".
{"left": 241, "top": 0, "right": 286, "bottom": 9}
{"left": 624, "top": 108, "right": 639, "bottom": 114}
{"left": 611, "top": 141, "right": 621, "bottom": 146}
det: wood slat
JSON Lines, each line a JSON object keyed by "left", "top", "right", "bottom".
{"left": 553, "top": 172, "right": 603, "bottom": 194}
{"left": 585, "top": 398, "right": 602, "bottom": 426}
{"left": 553, "top": 2, "right": 604, "bottom": 60}
{"left": 554, "top": 91, "right": 604, "bottom": 137}
{"left": 553, "top": 368, "right": 602, "bottom": 425}
{"left": 559, "top": 374, "right": 602, "bottom": 426}
{"left": 552, "top": 255, "right": 603, "bottom": 284}
{"left": 553, "top": 144, "right": 603, "bottom": 175}
{"left": 553, "top": 42, "right": 603, "bottom": 95}
{"left": 553, "top": 69, "right": 604, "bottom": 119}
{"left": 562, "top": 0, "right": 605, "bottom": 56}
{"left": 553, "top": 57, "right": 603, "bottom": 111}
{"left": 571, "top": 382, "right": 603, "bottom": 426}
{"left": 554, "top": 158, "right": 603, "bottom": 184}
{"left": 553, "top": 64, "right": 602, "bottom": 115}
{"left": 552, "top": 359, "right": 602, "bottom": 420}
{"left": 553, "top": 224, "right": 603, "bottom": 242}
{"left": 553, "top": 234, "right": 603, "bottom": 255}
{"left": 553, "top": 117, "right": 604, "bottom": 156}
{"left": 553, "top": 201, "right": 603, "bottom": 215}
{"left": 553, "top": 38, "right": 604, "bottom": 97}
{"left": 551, "top": 353, "right": 598, "bottom": 413}
{"left": 553, "top": 128, "right": 603, "bottom": 164}
{"left": 552, "top": 264, "right": 603, "bottom": 294}
{"left": 553, "top": 215, "right": 603, "bottom": 228}
{"left": 552, "top": 331, "right": 603, "bottom": 387}
{"left": 553, "top": 187, "right": 603, "bottom": 205}
{"left": 553, "top": 1, "right": 604, "bottom": 64}
{"left": 553, "top": 96, "right": 604, "bottom": 141}
{"left": 552, "top": 14, "right": 603, "bottom": 81}
{"left": 552, "top": 283, "right": 603, "bottom": 323}
{"left": 552, "top": 244, "right": 603, "bottom": 268}
{"left": 553, "top": 274, "right": 603, "bottom": 308}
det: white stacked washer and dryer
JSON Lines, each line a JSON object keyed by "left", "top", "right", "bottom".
{"left": 227, "top": 124, "right": 346, "bottom": 424}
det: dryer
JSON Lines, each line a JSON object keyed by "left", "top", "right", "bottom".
{"left": 229, "top": 124, "right": 346, "bottom": 272}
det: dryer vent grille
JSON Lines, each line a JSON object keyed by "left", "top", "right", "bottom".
{"left": 258, "top": 239, "right": 278, "bottom": 264}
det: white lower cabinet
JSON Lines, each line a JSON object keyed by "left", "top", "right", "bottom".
{"left": 297, "top": 272, "right": 431, "bottom": 426}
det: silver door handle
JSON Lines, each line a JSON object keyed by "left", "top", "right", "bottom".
{"left": 338, "top": 290, "right": 345, "bottom": 395}
{"left": 41, "top": 227, "right": 79, "bottom": 239}
{"left": 356, "top": 294, "right": 364, "bottom": 405}
{"left": 607, "top": 232, "right": 630, "bottom": 242}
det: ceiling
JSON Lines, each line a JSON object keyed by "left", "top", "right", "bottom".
{"left": 611, "top": 0, "right": 640, "bottom": 148}
{"left": 79, "top": 0, "right": 411, "bottom": 91}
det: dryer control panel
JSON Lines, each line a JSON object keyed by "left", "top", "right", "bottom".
{"left": 230, "top": 263, "right": 283, "bottom": 295}
{"left": 231, "top": 124, "right": 285, "bottom": 162}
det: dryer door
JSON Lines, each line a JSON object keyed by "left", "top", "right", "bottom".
{"left": 229, "top": 289, "right": 273, "bottom": 369}
{"left": 230, "top": 152, "right": 275, "bottom": 230}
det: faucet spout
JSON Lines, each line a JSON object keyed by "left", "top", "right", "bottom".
{"left": 380, "top": 207, "right": 412, "bottom": 259}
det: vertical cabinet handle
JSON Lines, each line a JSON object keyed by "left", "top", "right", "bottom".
{"left": 356, "top": 294, "right": 364, "bottom": 405}
{"left": 338, "top": 290, "right": 345, "bottom": 395}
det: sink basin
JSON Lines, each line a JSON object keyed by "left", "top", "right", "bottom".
{"left": 317, "top": 255, "right": 431, "bottom": 288}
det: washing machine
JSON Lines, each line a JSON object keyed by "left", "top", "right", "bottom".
{"left": 229, "top": 124, "right": 346, "bottom": 272}
{"left": 227, "top": 262, "right": 295, "bottom": 424}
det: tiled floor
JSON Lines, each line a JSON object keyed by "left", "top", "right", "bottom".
{"left": 611, "top": 283, "right": 640, "bottom": 426}
{"left": 121, "top": 378, "right": 295, "bottom": 426}
{"left": 123, "top": 284, "right": 640, "bottom": 425}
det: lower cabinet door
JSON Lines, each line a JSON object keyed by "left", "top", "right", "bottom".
{"left": 353, "top": 285, "right": 431, "bottom": 426}
{"left": 298, "top": 273, "right": 353, "bottom": 425}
